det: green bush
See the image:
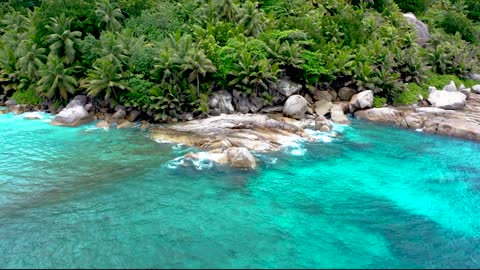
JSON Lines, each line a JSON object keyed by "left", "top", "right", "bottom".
{"left": 424, "top": 73, "right": 477, "bottom": 89}
{"left": 11, "top": 88, "right": 44, "bottom": 105}
{"left": 465, "top": 0, "right": 480, "bottom": 22}
{"left": 373, "top": 96, "right": 387, "bottom": 108}
{"left": 393, "top": 83, "right": 425, "bottom": 106}
{"left": 439, "top": 11, "right": 476, "bottom": 43}
{"left": 393, "top": 0, "right": 427, "bottom": 14}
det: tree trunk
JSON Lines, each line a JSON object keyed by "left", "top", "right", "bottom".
{"left": 196, "top": 74, "right": 200, "bottom": 98}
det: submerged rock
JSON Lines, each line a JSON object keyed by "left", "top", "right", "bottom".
{"left": 227, "top": 147, "right": 256, "bottom": 169}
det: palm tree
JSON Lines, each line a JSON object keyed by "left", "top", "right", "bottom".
{"left": 152, "top": 49, "right": 179, "bottom": 85}
{"left": 181, "top": 49, "right": 216, "bottom": 97}
{"left": 36, "top": 55, "right": 78, "bottom": 100}
{"left": 0, "top": 11, "right": 30, "bottom": 35}
{"left": 0, "top": 47, "right": 19, "bottom": 95}
{"left": 43, "top": 13, "right": 82, "bottom": 65}
{"left": 229, "top": 50, "right": 280, "bottom": 95}
{"left": 278, "top": 40, "right": 304, "bottom": 76}
{"left": 238, "top": 1, "right": 267, "bottom": 37}
{"left": 16, "top": 41, "right": 47, "bottom": 81}
{"left": 215, "top": 0, "right": 240, "bottom": 22}
{"left": 82, "top": 57, "right": 130, "bottom": 101}
{"left": 98, "top": 31, "right": 129, "bottom": 69}
{"left": 95, "top": 0, "right": 125, "bottom": 32}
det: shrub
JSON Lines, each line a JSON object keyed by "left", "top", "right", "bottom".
{"left": 439, "top": 11, "right": 476, "bottom": 43}
{"left": 392, "top": 83, "right": 425, "bottom": 106}
{"left": 11, "top": 88, "right": 44, "bottom": 105}
{"left": 373, "top": 96, "right": 387, "bottom": 108}
{"left": 423, "top": 73, "right": 477, "bottom": 89}
{"left": 393, "top": 0, "right": 427, "bottom": 14}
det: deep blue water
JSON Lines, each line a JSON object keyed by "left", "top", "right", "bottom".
{"left": 1, "top": 110, "right": 480, "bottom": 268}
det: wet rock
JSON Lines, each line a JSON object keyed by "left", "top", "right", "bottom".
{"left": 112, "top": 109, "right": 126, "bottom": 121}
{"left": 96, "top": 120, "right": 110, "bottom": 129}
{"left": 331, "top": 104, "right": 351, "bottom": 124}
{"left": 227, "top": 147, "right": 256, "bottom": 169}
{"left": 117, "top": 120, "right": 134, "bottom": 129}
{"left": 315, "top": 115, "right": 332, "bottom": 132}
{"left": 126, "top": 110, "right": 140, "bottom": 122}
{"left": 283, "top": 95, "right": 308, "bottom": 119}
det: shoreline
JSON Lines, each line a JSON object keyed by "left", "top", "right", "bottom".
{"left": 3, "top": 90, "right": 480, "bottom": 169}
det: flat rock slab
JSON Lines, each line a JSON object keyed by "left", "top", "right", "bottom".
{"left": 150, "top": 114, "right": 316, "bottom": 153}
{"left": 354, "top": 94, "right": 480, "bottom": 142}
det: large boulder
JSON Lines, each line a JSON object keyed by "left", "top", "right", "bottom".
{"left": 276, "top": 78, "right": 302, "bottom": 97}
{"left": 283, "top": 95, "right": 308, "bottom": 119}
{"left": 112, "top": 109, "right": 126, "bottom": 120}
{"left": 458, "top": 84, "right": 471, "bottom": 99}
{"left": 349, "top": 90, "right": 374, "bottom": 113}
{"left": 50, "top": 99, "right": 93, "bottom": 127}
{"left": 314, "top": 90, "right": 337, "bottom": 102}
{"left": 330, "top": 104, "right": 351, "bottom": 124}
{"left": 126, "top": 110, "right": 140, "bottom": 122}
{"left": 403, "top": 13, "right": 430, "bottom": 46}
{"left": 354, "top": 107, "right": 406, "bottom": 126}
{"left": 442, "top": 81, "right": 457, "bottom": 92}
{"left": 72, "top": 95, "right": 87, "bottom": 106}
{"left": 472, "top": 85, "right": 480, "bottom": 94}
{"left": 338, "top": 87, "right": 357, "bottom": 101}
{"left": 209, "top": 90, "right": 235, "bottom": 114}
{"left": 427, "top": 87, "right": 466, "bottom": 110}
{"left": 314, "top": 100, "right": 333, "bottom": 116}
{"left": 469, "top": 74, "right": 480, "bottom": 82}
{"left": 5, "top": 99, "right": 16, "bottom": 106}
{"left": 226, "top": 147, "right": 256, "bottom": 169}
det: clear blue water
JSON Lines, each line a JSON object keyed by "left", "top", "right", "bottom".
{"left": 1, "top": 110, "right": 480, "bottom": 269}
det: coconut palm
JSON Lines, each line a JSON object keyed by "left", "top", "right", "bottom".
{"left": 152, "top": 49, "right": 179, "bottom": 85}
{"left": 215, "top": 0, "right": 240, "bottom": 22}
{"left": 43, "top": 13, "right": 82, "bottom": 65}
{"left": 181, "top": 49, "right": 216, "bottom": 97}
{"left": 16, "top": 41, "right": 47, "bottom": 81}
{"left": 97, "top": 31, "right": 130, "bottom": 69}
{"left": 82, "top": 57, "right": 130, "bottom": 101}
{"left": 238, "top": 1, "right": 267, "bottom": 37}
{"left": 36, "top": 55, "right": 78, "bottom": 100}
{"left": 0, "top": 11, "right": 30, "bottom": 35}
{"left": 0, "top": 47, "right": 19, "bottom": 95}
{"left": 95, "top": 0, "right": 125, "bottom": 32}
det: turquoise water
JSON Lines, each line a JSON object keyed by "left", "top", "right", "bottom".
{"left": 1, "top": 111, "right": 480, "bottom": 269}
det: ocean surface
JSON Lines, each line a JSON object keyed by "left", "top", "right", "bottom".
{"left": 1, "top": 109, "right": 480, "bottom": 269}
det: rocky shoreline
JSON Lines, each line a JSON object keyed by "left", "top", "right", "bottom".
{"left": 2, "top": 78, "right": 480, "bottom": 169}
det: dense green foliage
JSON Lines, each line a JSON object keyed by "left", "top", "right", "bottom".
{"left": 0, "top": 0, "right": 479, "bottom": 120}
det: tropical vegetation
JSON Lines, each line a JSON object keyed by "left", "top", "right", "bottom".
{"left": 0, "top": 0, "right": 479, "bottom": 121}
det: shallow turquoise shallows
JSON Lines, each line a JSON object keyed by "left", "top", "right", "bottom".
{"left": 1, "top": 110, "right": 480, "bottom": 269}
